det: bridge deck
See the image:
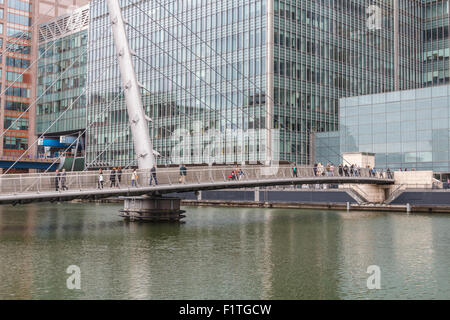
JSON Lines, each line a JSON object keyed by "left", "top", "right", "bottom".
{"left": 0, "top": 166, "right": 393, "bottom": 205}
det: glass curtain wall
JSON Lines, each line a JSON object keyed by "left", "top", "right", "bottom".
{"left": 87, "top": 0, "right": 267, "bottom": 168}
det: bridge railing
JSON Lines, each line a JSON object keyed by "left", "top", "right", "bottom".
{"left": 0, "top": 165, "right": 388, "bottom": 195}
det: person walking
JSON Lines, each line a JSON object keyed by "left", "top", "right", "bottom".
{"left": 292, "top": 164, "right": 298, "bottom": 177}
{"left": 179, "top": 164, "right": 187, "bottom": 184}
{"left": 149, "top": 165, "right": 158, "bottom": 186}
{"left": 61, "top": 169, "right": 68, "bottom": 191}
{"left": 110, "top": 168, "right": 116, "bottom": 188}
{"left": 116, "top": 167, "right": 122, "bottom": 187}
{"left": 55, "top": 169, "right": 61, "bottom": 191}
{"left": 387, "top": 168, "right": 392, "bottom": 179}
{"left": 238, "top": 167, "right": 244, "bottom": 180}
{"left": 98, "top": 169, "right": 104, "bottom": 189}
{"left": 131, "top": 169, "right": 138, "bottom": 187}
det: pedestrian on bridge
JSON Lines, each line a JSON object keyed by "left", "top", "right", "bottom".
{"left": 292, "top": 164, "right": 298, "bottom": 177}
{"left": 387, "top": 168, "right": 392, "bottom": 179}
{"left": 61, "top": 169, "right": 68, "bottom": 191}
{"left": 131, "top": 169, "right": 138, "bottom": 187}
{"left": 149, "top": 165, "right": 158, "bottom": 186}
{"left": 55, "top": 169, "right": 61, "bottom": 191}
{"left": 179, "top": 164, "right": 187, "bottom": 184}
{"left": 98, "top": 169, "right": 104, "bottom": 189}
{"left": 110, "top": 168, "right": 117, "bottom": 188}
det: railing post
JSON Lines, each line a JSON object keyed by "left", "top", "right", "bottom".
{"left": 167, "top": 170, "right": 172, "bottom": 185}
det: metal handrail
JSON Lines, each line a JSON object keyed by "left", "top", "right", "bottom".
{"left": 0, "top": 165, "right": 390, "bottom": 196}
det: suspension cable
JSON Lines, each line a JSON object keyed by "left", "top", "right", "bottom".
{"left": 0, "top": 3, "right": 55, "bottom": 62}
{"left": 2, "top": 58, "right": 116, "bottom": 175}
{"left": 126, "top": 22, "right": 275, "bottom": 163}
{"left": 127, "top": 0, "right": 292, "bottom": 161}
{"left": 0, "top": 24, "right": 110, "bottom": 142}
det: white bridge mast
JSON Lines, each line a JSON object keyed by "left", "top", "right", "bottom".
{"left": 106, "top": 0, "right": 155, "bottom": 169}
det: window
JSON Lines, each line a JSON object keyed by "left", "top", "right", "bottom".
{"left": 8, "top": 0, "right": 32, "bottom": 12}
{"left": 7, "top": 13, "right": 32, "bottom": 26}
{"left": 4, "top": 116, "right": 28, "bottom": 130}
{"left": 7, "top": 42, "right": 30, "bottom": 54}
{"left": 5, "top": 100, "right": 29, "bottom": 111}
{"left": 6, "top": 57, "right": 30, "bottom": 68}
{"left": 3, "top": 136, "right": 28, "bottom": 150}
{"left": 5, "top": 86, "right": 30, "bottom": 97}
{"left": 6, "top": 71, "right": 23, "bottom": 82}
{"left": 7, "top": 27, "right": 31, "bottom": 40}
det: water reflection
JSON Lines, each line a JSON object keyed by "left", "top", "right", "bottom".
{"left": 0, "top": 203, "right": 449, "bottom": 299}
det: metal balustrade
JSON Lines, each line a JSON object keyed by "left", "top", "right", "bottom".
{"left": 0, "top": 165, "right": 391, "bottom": 196}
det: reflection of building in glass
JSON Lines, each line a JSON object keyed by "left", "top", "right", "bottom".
{"left": 0, "top": 0, "right": 89, "bottom": 173}
{"left": 36, "top": 5, "right": 89, "bottom": 161}
{"left": 0, "top": 0, "right": 35, "bottom": 162}
{"left": 85, "top": 0, "right": 425, "bottom": 168}
{"left": 315, "top": 84, "right": 450, "bottom": 172}
{"left": 422, "top": 0, "right": 450, "bottom": 87}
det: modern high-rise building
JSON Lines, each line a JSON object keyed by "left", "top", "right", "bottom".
{"left": 315, "top": 0, "right": 450, "bottom": 173}
{"left": 0, "top": 0, "right": 89, "bottom": 172}
{"left": 85, "top": 0, "right": 427, "bottom": 169}
{"left": 36, "top": 4, "right": 88, "bottom": 166}
{"left": 422, "top": 0, "right": 450, "bottom": 87}
{"left": 0, "top": 0, "right": 35, "bottom": 164}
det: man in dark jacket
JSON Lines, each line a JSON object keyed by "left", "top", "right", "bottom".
{"left": 55, "top": 169, "right": 61, "bottom": 191}
{"left": 149, "top": 165, "right": 158, "bottom": 186}
{"left": 110, "top": 168, "right": 116, "bottom": 188}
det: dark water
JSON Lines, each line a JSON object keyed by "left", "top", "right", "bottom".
{"left": 0, "top": 203, "right": 449, "bottom": 300}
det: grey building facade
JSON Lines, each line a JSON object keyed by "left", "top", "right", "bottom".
{"left": 84, "top": 0, "right": 436, "bottom": 169}
{"left": 316, "top": 84, "right": 450, "bottom": 172}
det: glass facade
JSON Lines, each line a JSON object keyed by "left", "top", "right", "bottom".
{"left": 273, "top": 0, "right": 422, "bottom": 164}
{"left": 0, "top": 0, "right": 33, "bottom": 157}
{"left": 36, "top": 29, "right": 88, "bottom": 135}
{"left": 87, "top": 0, "right": 268, "bottom": 167}
{"left": 316, "top": 84, "right": 450, "bottom": 172}
{"left": 422, "top": 0, "right": 450, "bottom": 87}
{"left": 84, "top": 0, "right": 444, "bottom": 169}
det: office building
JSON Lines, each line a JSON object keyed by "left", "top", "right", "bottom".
{"left": 36, "top": 5, "right": 88, "bottom": 162}
{"left": 85, "top": 0, "right": 425, "bottom": 168}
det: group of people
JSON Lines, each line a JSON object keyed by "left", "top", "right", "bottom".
{"left": 128, "top": 164, "right": 188, "bottom": 188}
{"left": 312, "top": 163, "right": 382, "bottom": 177}
{"left": 97, "top": 167, "right": 122, "bottom": 189}
{"left": 290, "top": 163, "right": 391, "bottom": 178}
{"left": 228, "top": 167, "right": 244, "bottom": 181}
{"left": 54, "top": 169, "right": 68, "bottom": 191}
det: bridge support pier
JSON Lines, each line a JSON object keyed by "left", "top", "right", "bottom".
{"left": 120, "top": 196, "right": 185, "bottom": 222}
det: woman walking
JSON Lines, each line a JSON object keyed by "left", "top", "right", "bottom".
{"left": 131, "top": 169, "right": 138, "bottom": 187}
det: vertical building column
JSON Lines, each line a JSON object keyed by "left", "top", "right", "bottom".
{"left": 394, "top": 0, "right": 400, "bottom": 91}
{"left": 265, "top": 0, "right": 274, "bottom": 165}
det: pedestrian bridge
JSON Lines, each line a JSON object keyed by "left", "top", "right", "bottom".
{"left": 0, "top": 166, "right": 393, "bottom": 205}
